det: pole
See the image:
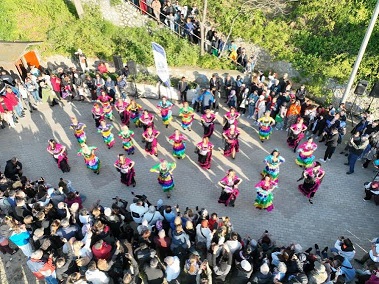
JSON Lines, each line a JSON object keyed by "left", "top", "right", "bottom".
{"left": 341, "top": 0, "right": 379, "bottom": 104}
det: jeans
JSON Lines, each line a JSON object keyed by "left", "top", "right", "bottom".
{"left": 276, "top": 121, "right": 284, "bottom": 130}
{"left": 248, "top": 104, "right": 254, "bottom": 117}
{"left": 45, "top": 274, "right": 58, "bottom": 284}
{"left": 348, "top": 153, "right": 359, "bottom": 173}
{"left": 359, "top": 144, "right": 372, "bottom": 159}
{"left": 31, "top": 90, "right": 41, "bottom": 102}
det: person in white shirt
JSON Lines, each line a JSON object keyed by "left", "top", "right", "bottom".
{"left": 355, "top": 238, "right": 379, "bottom": 268}
{"left": 225, "top": 231, "right": 242, "bottom": 254}
{"left": 129, "top": 200, "right": 149, "bottom": 224}
{"left": 85, "top": 261, "right": 110, "bottom": 284}
{"left": 164, "top": 256, "right": 181, "bottom": 282}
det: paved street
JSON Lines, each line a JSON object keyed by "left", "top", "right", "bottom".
{"left": 0, "top": 97, "right": 378, "bottom": 283}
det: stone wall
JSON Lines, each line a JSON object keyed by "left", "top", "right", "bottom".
{"left": 82, "top": 0, "right": 148, "bottom": 27}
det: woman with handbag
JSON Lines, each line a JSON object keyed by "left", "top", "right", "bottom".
{"left": 114, "top": 154, "right": 136, "bottom": 187}
{"left": 217, "top": 169, "right": 242, "bottom": 207}
{"left": 46, "top": 139, "right": 70, "bottom": 173}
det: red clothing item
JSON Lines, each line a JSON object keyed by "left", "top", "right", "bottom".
{"left": 208, "top": 219, "right": 218, "bottom": 231}
{"left": 64, "top": 195, "right": 83, "bottom": 209}
{"left": 27, "top": 257, "right": 55, "bottom": 280}
{"left": 0, "top": 95, "right": 16, "bottom": 113}
{"left": 50, "top": 77, "right": 62, "bottom": 92}
{"left": 97, "top": 64, "right": 108, "bottom": 74}
{"left": 92, "top": 241, "right": 113, "bottom": 260}
{"left": 366, "top": 275, "right": 379, "bottom": 284}
{"left": 154, "top": 236, "right": 171, "bottom": 248}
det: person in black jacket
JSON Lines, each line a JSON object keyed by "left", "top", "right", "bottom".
{"left": 4, "top": 157, "right": 23, "bottom": 181}
{"left": 320, "top": 127, "right": 339, "bottom": 162}
{"left": 212, "top": 244, "right": 232, "bottom": 283}
{"left": 142, "top": 258, "right": 164, "bottom": 284}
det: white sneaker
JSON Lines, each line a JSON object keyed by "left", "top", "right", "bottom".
{"left": 319, "top": 158, "right": 326, "bottom": 163}
{"left": 327, "top": 158, "right": 331, "bottom": 161}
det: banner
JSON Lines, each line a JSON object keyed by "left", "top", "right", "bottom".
{"left": 151, "top": 42, "right": 170, "bottom": 88}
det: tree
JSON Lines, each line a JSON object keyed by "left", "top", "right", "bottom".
{"left": 73, "top": 0, "right": 84, "bottom": 19}
{"left": 200, "top": 0, "right": 208, "bottom": 55}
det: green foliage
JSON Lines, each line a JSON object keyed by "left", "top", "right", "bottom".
{"left": 0, "top": 1, "right": 231, "bottom": 71}
{"left": 110, "top": 0, "right": 123, "bottom": 6}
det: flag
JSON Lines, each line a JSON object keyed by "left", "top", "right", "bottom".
{"left": 151, "top": 42, "right": 170, "bottom": 88}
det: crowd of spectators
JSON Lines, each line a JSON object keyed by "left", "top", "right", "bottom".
{"left": 1, "top": 166, "right": 379, "bottom": 284}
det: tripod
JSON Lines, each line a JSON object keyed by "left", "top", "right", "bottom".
{"left": 131, "top": 74, "right": 140, "bottom": 99}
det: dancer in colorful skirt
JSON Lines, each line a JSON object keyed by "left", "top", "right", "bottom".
{"left": 139, "top": 109, "right": 155, "bottom": 131}
{"left": 257, "top": 111, "right": 275, "bottom": 142}
{"left": 201, "top": 109, "right": 216, "bottom": 138}
{"left": 287, "top": 117, "right": 307, "bottom": 152}
{"left": 97, "top": 90, "right": 114, "bottom": 120}
{"left": 157, "top": 96, "right": 173, "bottom": 128}
{"left": 114, "top": 153, "right": 136, "bottom": 187}
{"left": 298, "top": 161, "right": 325, "bottom": 204}
{"left": 217, "top": 169, "right": 242, "bottom": 207}
{"left": 150, "top": 159, "right": 177, "bottom": 198}
{"left": 77, "top": 143, "right": 100, "bottom": 174}
{"left": 223, "top": 107, "right": 240, "bottom": 130}
{"left": 168, "top": 129, "right": 188, "bottom": 159}
{"left": 114, "top": 98, "right": 129, "bottom": 124}
{"left": 142, "top": 125, "right": 160, "bottom": 156}
{"left": 196, "top": 137, "right": 213, "bottom": 169}
{"left": 296, "top": 137, "right": 318, "bottom": 168}
{"left": 118, "top": 125, "right": 135, "bottom": 155}
{"left": 222, "top": 124, "right": 240, "bottom": 159}
{"left": 92, "top": 103, "right": 104, "bottom": 128}
{"left": 46, "top": 139, "right": 70, "bottom": 173}
{"left": 254, "top": 176, "right": 277, "bottom": 211}
{"left": 97, "top": 119, "right": 115, "bottom": 149}
{"left": 127, "top": 99, "right": 142, "bottom": 127}
{"left": 262, "top": 149, "right": 285, "bottom": 182}
{"left": 179, "top": 101, "right": 194, "bottom": 131}
{"left": 70, "top": 117, "right": 87, "bottom": 144}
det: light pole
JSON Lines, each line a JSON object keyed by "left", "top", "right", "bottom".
{"left": 341, "top": 0, "right": 379, "bottom": 104}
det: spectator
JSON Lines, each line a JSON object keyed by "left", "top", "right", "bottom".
{"left": 4, "top": 157, "right": 23, "bottom": 181}
{"left": 164, "top": 255, "right": 181, "bottom": 283}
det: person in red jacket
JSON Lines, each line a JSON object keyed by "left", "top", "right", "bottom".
{"left": 97, "top": 62, "right": 108, "bottom": 74}
{"left": 0, "top": 94, "right": 17, "bottom": 128}
{"left": 50, "top": 74, "right": 62, "bottom": 98}
{"left": 91, "top": 239, "right": 113, "bottom": 260}
{"left": 26, "top": 250, "right": 58, "bottom": 283}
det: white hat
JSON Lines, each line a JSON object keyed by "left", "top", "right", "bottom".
{"left": 142, "top": 219, "right": 148, "bottom": 227}
{"left": 104, "top": 207, "right": 112, "bottom": 217}
{"left": 260, "top": 263, "right": 270, "bottom": 274}
{"left": 259, "top": 95, "right": 265, "bottom": 100}
{"left": 164, "top": 256, "right": 174, "bottom": 265}
{"left": 314, "top": 262, "right": 325, "bottom": 273}
{"left": 241, "top": 260, "right": 251, "bottom": 271}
